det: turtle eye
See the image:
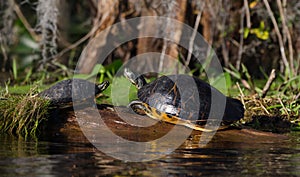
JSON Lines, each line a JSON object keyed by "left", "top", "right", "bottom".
{"left": 136, "top": 78, "right": 145, "bottom": 89}
{"left": 155, "top": 109, "right": 162, "bottom": 116}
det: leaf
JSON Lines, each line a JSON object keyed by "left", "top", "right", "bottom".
{"left": 12, "top": 58, "right": 18, "bottom": 80}
{"left": 23, "top": 67, "right": 33, "bottom": 83}
{"left": 244, "top": 27, "right": 250, "bottom": 38}
{"left": 259, "top": 21, "right": 265, "bottom": 30}
{"left": 258, "top": 31, "right": 269, "bottom": 40}
{"left": 73, "top": 64, "right": 104, "bottom": 80}
{"left": 107, "top": 76, "right": 137, "bottom": 106}
{"left": 250, "top": 28, "right": 269, "bottom": 40}
{"left": 91, "top": 64, "right": 105, "bottom": 76}
{"left": 249, "top": 0, "right": 258, "bottom": 9}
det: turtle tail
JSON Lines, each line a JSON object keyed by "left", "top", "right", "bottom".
{"left": 223, "top": 97, "right": 245, "bottom": 121}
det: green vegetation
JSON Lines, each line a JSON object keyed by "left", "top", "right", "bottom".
{"left": 0, "top": 59, "right": 299, "bottom": 136}
{"left": 222, "top": 63, "right": 299, "bottom": 132}
{"left": 0, "top": 87, "right": 50, "bottom": 137}
{"left": 0, "top": 0, "right": 299, "bottom": 136}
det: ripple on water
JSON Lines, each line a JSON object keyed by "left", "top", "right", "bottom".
{"left": 0, "top": 131, "right": 300, "bottom": 176}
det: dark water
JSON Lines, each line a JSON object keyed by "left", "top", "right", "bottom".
{"left": 1, "top": 133, "right": 300, "bottom": 177}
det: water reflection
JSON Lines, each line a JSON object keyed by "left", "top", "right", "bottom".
{"left": 0, "top": 133, "right": 300, "bottom": 176}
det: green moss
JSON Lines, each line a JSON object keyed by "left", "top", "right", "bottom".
{"left": 0, "top": 88, "right": 50, "bottom": 137}
{"left": 239, "top": 94, "right": 299, "bottom": 132}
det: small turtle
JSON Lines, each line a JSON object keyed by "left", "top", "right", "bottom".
{"left": 38, "top": 79, "right": 109, "bottom": 107}
{"left": 124, "top": 68, "right": 244, "bottom": 132}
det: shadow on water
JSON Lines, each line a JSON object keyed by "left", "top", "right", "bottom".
{"left": 1, "top": 107, "right": 300, "bottom": 176}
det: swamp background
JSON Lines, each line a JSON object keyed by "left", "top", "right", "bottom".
{"left": 1, "top": 1, "right": 300, "bottom": 176}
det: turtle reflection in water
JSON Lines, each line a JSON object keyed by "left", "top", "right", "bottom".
{"left": 124, "top": 68, "right": 244, "bottom": 132}
{"left": 38, "top": 79, "right": 109, "bottom": 108}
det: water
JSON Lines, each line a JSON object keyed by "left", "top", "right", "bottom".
{"left": 1, "top": 132, "right": 300, "bottom": 177}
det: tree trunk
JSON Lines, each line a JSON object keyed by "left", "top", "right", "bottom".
{"left": 77, "top": 0, "right": 119, "bottom": 74}
{"left": 136, "top": 0, "right": 187, "bottom": 73}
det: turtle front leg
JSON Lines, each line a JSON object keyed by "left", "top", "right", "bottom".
{"left": 128, "top": 100, "right": 148, "bottom": 115}
{"left": 128, "top": 100, "right": 165, "bottom": 123}
{"left": 128, "top": 101, "right": 213, "bottom": 132}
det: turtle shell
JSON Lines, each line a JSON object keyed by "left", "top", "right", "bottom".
{"left": 137, "top": 75, "right": 244, "bottom": 123}
{"left": 38, "top": 79, "right": 105, "bottom": 106}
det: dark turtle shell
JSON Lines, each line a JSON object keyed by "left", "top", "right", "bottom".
{"left": 137, "top": 75, "right": 244, "bottom": 123}
{"left": 38, "top": 79, "right": 109, "bottom": 106}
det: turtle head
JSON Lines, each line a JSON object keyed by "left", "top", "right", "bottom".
{"left": 97, "top": 80, "right": 110, "bottom": 91}
{"left": 95, "top": 80, "right": 109, "bottom": 99}
{"left": 124, "top": 68, "right": 147, "bottom": 89}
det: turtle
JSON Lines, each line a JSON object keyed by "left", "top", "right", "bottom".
{"left": 124, "top": 68, "right": 244, "bottom": 132}
{"left": 38, "top": 79, "right": 109, "bottom": 107}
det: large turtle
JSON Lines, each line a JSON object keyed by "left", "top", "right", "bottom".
{"left": 38, "top": 79, "right": 109, "bottom": 107}
{"left": 124, "top": 68, "right": 244, "bottom": 132}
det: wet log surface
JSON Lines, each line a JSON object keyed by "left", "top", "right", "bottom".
{"left": 44, "top": 104, "right": 289, "bottom": 152}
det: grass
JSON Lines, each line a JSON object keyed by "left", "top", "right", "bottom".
{"left": 232, "top": 68, "right": 300, "bottom": 132}
{"left": 0, "top": 87, "right": 50, "bottom": 137}
{"left": 240, "top": 94, "right": 299, "bottom": 121}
